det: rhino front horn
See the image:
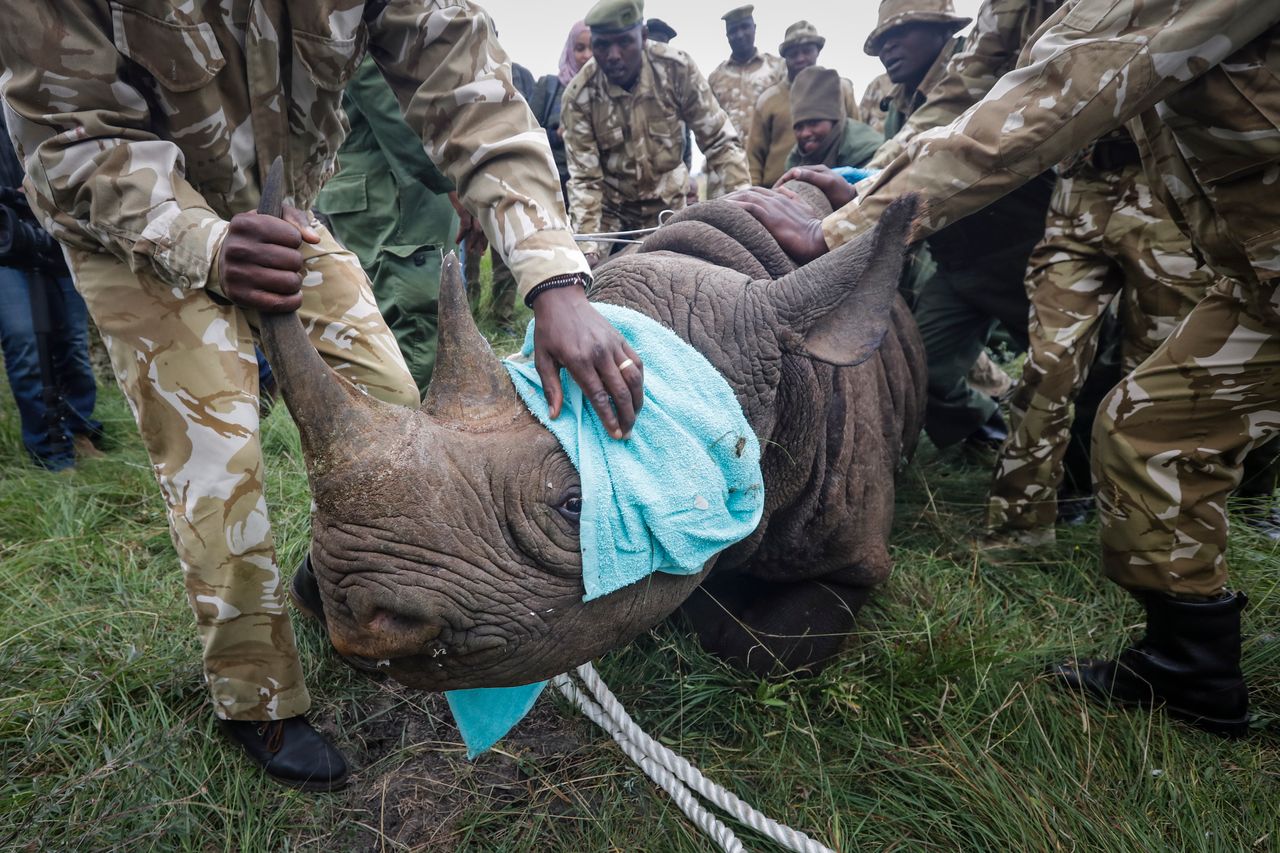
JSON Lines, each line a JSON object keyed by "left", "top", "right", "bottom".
{"left": 422, "top": 253, "right": 525, "bottom": 425}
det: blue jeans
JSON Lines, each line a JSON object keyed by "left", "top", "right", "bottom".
{"left": 0, "top": 266, "right": 101, "bottom": 470}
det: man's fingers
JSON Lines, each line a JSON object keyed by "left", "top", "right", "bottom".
{"left": 240, "top": 268, "right": 304, "bottom": 295}
{"left": 236, "top": 212, "right": 303, "bottom": 247}
{"left": 594, "top": 355, "right": 635, "bottom": 438}
{"left": 618, "top": 342, "right": 644, "bottom": 417}
{"left": 534, "top": 346, "right": 564, "bottom": 420}
{"left": 581, "top": 370, "right": 623, "bottom": 439}
{"left": 225, "top": 241, "right": 304, "bottom": 273}
{"left": 241, "top": 289, "right": 304, "bottom": 314}
{"left": 775, "top": 185, "right": 800, "bottom": 200}
{"left": 282, "top": 206, "right": 321, "bottom": 244}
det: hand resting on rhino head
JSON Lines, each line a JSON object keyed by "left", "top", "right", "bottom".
{"left": 265, "top": 184, "right": 925, "bottom": 690}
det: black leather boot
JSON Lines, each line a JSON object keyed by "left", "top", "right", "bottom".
{"left": 290, "top": 555, "right": 326, "bottom": 626}
{"left": 217, "top": 715, "right": 350, "bottom": 791}
{"left": 1052, "top": 591, "right": 1250, "bottom": 737}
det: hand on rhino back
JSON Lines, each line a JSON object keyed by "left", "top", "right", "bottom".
{"left": 274, "top": 188, "right": 924, "bottom": 689}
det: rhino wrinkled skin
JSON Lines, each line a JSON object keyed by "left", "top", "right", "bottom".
{"left": 264, "top": 185, "right": 925, "bottom": 690}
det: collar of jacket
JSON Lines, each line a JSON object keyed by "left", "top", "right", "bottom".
{"left": 725, "top": 50, "right": 763, "bottom": 70}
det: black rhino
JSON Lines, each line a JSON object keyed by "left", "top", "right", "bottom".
{"left": 263, "top": 183, "right": 925, "bottom": 689}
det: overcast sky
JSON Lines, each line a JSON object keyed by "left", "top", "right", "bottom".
{"left": 483, "top": 0, "right": 986, "bottom": 171}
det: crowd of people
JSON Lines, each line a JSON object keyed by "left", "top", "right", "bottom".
{"left": 0, "top": 0, "right": 1274, "bottom": 795}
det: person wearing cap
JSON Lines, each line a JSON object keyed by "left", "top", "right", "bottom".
{"left": 646, "top": 18, "right": 677, "bottom": 43}
{"left": 861, "top": 0, "right": 970, "bottom": 143}
{"left": 708, "top": 6, "right": 786, "bottom": 140}
{"left": 783, "top": 67, "right": 883, "bottom": 172}
{"left": 562, "top": 0, "right": 750, "bottom": 266}
{"left": 746, "top": 21, "right": 858, "bottom": 187}
{"left": 738, "top": 0, "right": 1280, "bottom": 738}
{"left": 784, "top": 1, "right": 1064, "bottom": 459}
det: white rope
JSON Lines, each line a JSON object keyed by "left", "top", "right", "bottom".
{"left": 553, "top": 663, "right": 837, "bottom": 853}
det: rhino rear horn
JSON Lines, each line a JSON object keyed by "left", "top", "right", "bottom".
{"left": 421, "top": 253, "right": 525, "bottom": 425}
{"left": 767, "top": 195, "right": 918, "bottom": 366}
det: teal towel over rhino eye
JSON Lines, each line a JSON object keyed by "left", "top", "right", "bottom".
{"left": 444, "top": 303, "right": 765, "bottom": 758}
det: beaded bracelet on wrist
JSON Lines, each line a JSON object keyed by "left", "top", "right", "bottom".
{"left": 524, "top": 273, "right": 589, "bottom": 308}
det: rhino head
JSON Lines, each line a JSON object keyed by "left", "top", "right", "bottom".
{"left": 265, "top": 193, "right": 917, "bottom": 690}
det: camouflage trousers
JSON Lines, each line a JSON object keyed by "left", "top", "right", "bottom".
{"left": 67, "top": 222, "right": 417, "bottom": 720}
{"left": 1095, "top": 276, "right": 1280, "bottom": 596}
{"left": 986, "top": 163, "right": 1212, "bottom": 533}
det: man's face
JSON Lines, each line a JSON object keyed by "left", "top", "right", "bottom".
{"left": 592, "top": 27, "right": 646, "bottom": 88}
{"left": 726, "top": 19, "right": 756, "bottom": 58}
{"left": 784, "top": 43, "right": 821, "bottom": 80}
{"left": 794, "top": 119, "right": 836, "bottom": 155}
{"left": 878, "top": 23, "right": 950, "bottom": 88}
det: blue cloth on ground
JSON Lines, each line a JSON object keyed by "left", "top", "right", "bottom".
{"left": 444, "top": 302, "right": 765, "bottom": 758}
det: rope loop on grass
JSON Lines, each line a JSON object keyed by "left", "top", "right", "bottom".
{"left": 553, "top": 663, "right": 837, "bottom": 853}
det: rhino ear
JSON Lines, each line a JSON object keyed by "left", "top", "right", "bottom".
{"left": 767, "top": 195, "right": 917, "bottom": 366}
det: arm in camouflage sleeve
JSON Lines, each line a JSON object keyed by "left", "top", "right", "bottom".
{"left": 345, "top": 57, "right": 454, "bottom": 195}
{"left": 824, "top": 0, "right": 1280, "bottom": 249}
{"left": 682, "top": 63, "right": 750, "bottom": 197}
{"left": 0, "top": 1, "right": 228, "bottom": 292}
{"left": 867, "top": 0, "right": 1026, "bottom": 169}
{"left": 367, "top": 0, "right": 588, "bottom": 296}
{"left": 746, "top": 91, "right": 771, "bottom": 186}
{"left": 558, "top": 79, "right": 606, "bottom": 259}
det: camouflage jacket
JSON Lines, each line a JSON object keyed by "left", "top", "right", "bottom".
{"left": 0, "top": 0, "right": 585, "bottom": 298}
{"left": 825, "top": 0, "right": 1280, "bottom": 289}
{"left": 858, "top": 74, "right": 895, "bottom": 136}
{"left": 708, "top": 51, "right": 786, "bottom": 139}
{"left": 866, "top": 37, "right": 966, "bottom": 165}
{"left": 562, "top": 42, "right": 749, "bottom": 258}
{"left": 747, "top": 75, "right": 859, "bottom": 187}
{"left": 869, "top": 0, "right": 1063, "bottom": 167}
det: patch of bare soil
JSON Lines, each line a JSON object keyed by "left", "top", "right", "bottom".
{"left": 316, "top": 681, "right": 599, "bottom": 851}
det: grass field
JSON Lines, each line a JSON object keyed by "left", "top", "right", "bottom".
{"left": 1, "top": 319, "right": 1277, "bottom": 851}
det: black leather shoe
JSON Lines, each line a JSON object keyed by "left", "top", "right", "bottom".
{"left": 1056, "top": 492, "right": 1095, "bottom": 527}
{"left": 290, "top": 555, "right": 326, "bottom": 626}
{"left": 1052, "top": 591, "right": 1250, "bottom": 737}
{"left": 217, "top": 715, "right": 350, "bottom": 791}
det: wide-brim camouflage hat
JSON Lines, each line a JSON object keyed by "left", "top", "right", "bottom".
{"left": 779, "top": 20, "right": 825, "bottom": 57}
{"left": 864, "top": 0, "right": 971, "bottom": 56}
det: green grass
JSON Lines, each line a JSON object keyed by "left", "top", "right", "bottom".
{"left": 1, "top": 354, "right": 1276, "bottom": 852}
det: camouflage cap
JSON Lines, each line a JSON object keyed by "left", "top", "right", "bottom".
{"left": 585, "top": 0, "right": 645, "bottom": 34}
{"left": 864, "top": 0, "right": 971, "bottom": 56}
{"left": 779, "top": 20, "right": 826, "bottom": 57}
{"left": 646, "top": 17, "right": 677, "bottom": 41}
{"left": 722, "top": 5, "right": 754, "bottom": 24}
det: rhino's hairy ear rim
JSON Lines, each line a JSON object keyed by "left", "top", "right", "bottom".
{"left": 797, "top": 195, "right": 918, "bottom": 367}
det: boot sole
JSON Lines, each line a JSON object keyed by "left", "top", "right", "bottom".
{"left": 1054, "top": 672, "right": 1250, "bottom": 738}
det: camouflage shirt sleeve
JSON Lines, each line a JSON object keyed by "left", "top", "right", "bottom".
{"left": 746, "top": 88, "right": 772, "bottom": 186}
{"left": 682, "top": 61, "right": 750, "bottom": 198}
{"left": 368, "top": 1, "right": 588, "bottom": 295}
{"left": 0, "top": 0, "right": 229, "bottom": 292}
{"left": 559, "top": 74, "right": 606, "bottom": 258}
{"left": 823, "top": 0, "right": 1280, "bottom": 249}
{"left": 344, "top": 58, "right": 454, "bottom": 195}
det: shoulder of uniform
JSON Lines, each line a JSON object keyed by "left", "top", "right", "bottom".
{"left": 647, "top": 41, "right": 692, "bottom": 69}
{"left": 563, "top": 60, "right": 599, "bottom": 101}
{"left": 757, "top": 80, "right": 786, "bottom": 104}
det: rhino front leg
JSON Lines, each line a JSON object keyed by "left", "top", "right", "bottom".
{"left": 678, "top": 574, "right": 872, "bottom": 677}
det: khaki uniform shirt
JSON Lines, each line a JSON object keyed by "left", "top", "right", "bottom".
{"left": 708, "top": 51, "right": 786, "bottom": 138}
{"left": 0, "top": 0, "right": 585, "bottom": 298}
{"left": 562, "top": 42, "right": 750, "bottom": 258}
{"left": 825, "top": 0, "right": 1280, "bottom": 290}
{"left": 747, "top": 76, "right": 859, "bottom": 187}
{"left": 858, "top": 74, "right": 895, "bottom": 136}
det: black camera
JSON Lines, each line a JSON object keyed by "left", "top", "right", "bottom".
{"left": 0, "top": 186, "right": 67, "bottom": 274}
